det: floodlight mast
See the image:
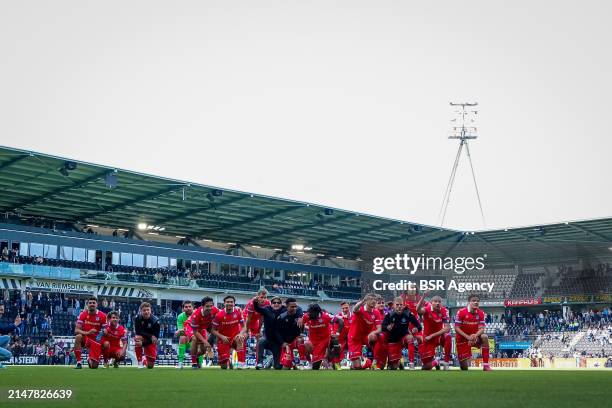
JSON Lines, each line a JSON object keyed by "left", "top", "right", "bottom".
{"left": 438, "top": 102, "right": 486, "bottom": 227}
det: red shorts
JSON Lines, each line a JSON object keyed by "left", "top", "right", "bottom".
{"left": 216, "top": 334, "right": 240, "bottom": 362}
{"left": 184, "top": 325, "right": 194, "bottom": 339}
{"left": 387, "top": 342, "right": 403, "bottom": 362}
{"left": 348, "top": 335, "right": 369, "bottom": 359}
{"left": 421, "top": 335, "right": 446, "bottom": 362}
{"left": 281, "top": 339, "right": 299, "bottom": 368}
{"left": 84, "top": 337, "right": 102, "bottom": 362}
{"left": 187, "top": 327, "right": 208, "bottom": 342}
{"left": 387, "top": 334, "right": 411, "bottom": 362}
{"left": 456, "top": 337, "right": 482, "bottom": 361}
{"left": 308, "top": 337, "right": 331, "bottom": 363}
{"left": 248, "top": 321, "right": 262, "bottom": 337}
{"left": 144, "top": 343, "right": 157, "bottom": 361}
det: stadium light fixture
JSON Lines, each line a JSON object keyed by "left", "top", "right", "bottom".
{"left": 137, "top": 223, "right": 147, "bottom": 230}
{"left": 439, "top": 102, "right": 485, "bottom": 228}
{"left": 175, "top": 235, "right": 186, "bottom": 239}
{"left": 291, "top": 244, "right": 304, "bottom": 251}
{"left": 86, "top": 224, "right": 99, "bottom": 228}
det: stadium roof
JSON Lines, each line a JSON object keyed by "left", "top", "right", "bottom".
{"left": 0, "top": 146, "right": 454, "bottom": 259}
{"left": 1, "top": 145, "right": 611, "bottom": 263}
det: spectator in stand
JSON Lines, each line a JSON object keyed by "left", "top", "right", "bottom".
{"left": 0, "top": 303, "right": 22, "bottom": 368}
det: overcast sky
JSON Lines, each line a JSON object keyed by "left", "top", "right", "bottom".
{"left": 1, "top": 1, "right": 610, "bottom": 231}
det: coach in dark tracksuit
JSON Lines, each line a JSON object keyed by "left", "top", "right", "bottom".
{"left": 253, "top": 296, "right": 302, "bottom": 369}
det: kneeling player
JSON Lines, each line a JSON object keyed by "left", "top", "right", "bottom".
{"left": 134, "top": 302, "right": 160, "bottom": 369}
{"left": 348, "top": 294, "right": 380, "bottom": 369}
{"left": 382, "top": 297, "right": 421, "bottom": 370}
{"left": 74, "top": 296, "right": 107, "bottom": 369}
{"left": 211, "top": 295, "right": 247, "bottom": 369}
{"left": 402, "top": 289, "right": 424, "bottom": 369}
{"left": 175, "top": 300, "right": 194, "bottom": 369}
{"left": 101, "top": 311, "right": 127, "bottom": 368}
{"left": 454, "top": 294, "right": 491, "bottom": 371}
{"left": 303, "top": 303, "right": 343, "bottom": 370}
{"left": 416, "top": 294, "right": 451, "bottom": 370}
{"left": 185, "top": 296, "right": 219, "bottom": 369}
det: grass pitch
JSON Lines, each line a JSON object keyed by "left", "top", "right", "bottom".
{"left": 1, "top": 367, "right": 610, "bottom": 407}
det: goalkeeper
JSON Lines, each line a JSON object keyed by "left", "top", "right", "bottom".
{"left": 175, "top": 300, "right": 202, "bottom": 369}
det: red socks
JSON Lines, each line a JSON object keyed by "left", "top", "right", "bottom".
{"left": 408, "top": 343, "right": 415, "bottom": 363}
{"left": 74, "top": 349, "right": 82, "bottom": 363}
{"left": 135, "top": 345, "right": 143, "bottom": 363}
{"left": 482, "top": 345, "right": 490, "bottom": 364}
{"left": 444, "top": 335, "right": 452, "bottom": 363}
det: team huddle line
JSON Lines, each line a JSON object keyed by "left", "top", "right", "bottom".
{"left": 73, "top": 290, "right": 492, "bottom": 371}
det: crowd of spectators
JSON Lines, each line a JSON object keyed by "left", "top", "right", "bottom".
{"left": 2, "top": 251, "right": 362, "bottom": 299}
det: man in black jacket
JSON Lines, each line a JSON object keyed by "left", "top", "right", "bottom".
{"left": 253, "top": 296, "right": 303, "bottom": 369}
{"left": 134, "top": 302, "right": 160, "bottom": 369}
{"left": 382, "top": 297, "right": 421, "bottom": 370}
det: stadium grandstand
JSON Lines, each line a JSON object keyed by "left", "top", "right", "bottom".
{"left": 0, "top": 145, "right": 611, "bottom": 369}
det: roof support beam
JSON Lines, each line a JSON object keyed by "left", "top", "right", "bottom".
{"left": 567, "top": 223, "right": 612, "bottom": 243}
{"left": 196, "top": 205, "right": 308, "bottom": 237}
{"left": 0, "top": 154, "right": 31, "bottom": 174}
{"left": 250, "top": 213, "right": 355, "bottom": 244}
{"left": 152, "top": 195, "right": 250, "bottom": 226}
{"left": 307, "top": 221, "right": 400, "bottom": 246}
{"left": 75, "top": 185, "right": 186, "bottom": 222}
{"left": 5, "top": 171, "right": 108, "bottom": 212}
{"left": 472, "top": 234, "right": 519, "bottom": 265}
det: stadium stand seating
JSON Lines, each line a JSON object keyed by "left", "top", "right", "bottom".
{"left": 508, "top": 273, "right": 543, "bottom": 298}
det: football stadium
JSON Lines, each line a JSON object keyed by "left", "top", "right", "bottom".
{"left": 0, "top": 145, "right": 610, "bottom": 407}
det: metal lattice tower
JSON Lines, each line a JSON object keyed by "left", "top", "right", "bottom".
{"left": 438, "top": 102, "right": 486, "bottom": 227}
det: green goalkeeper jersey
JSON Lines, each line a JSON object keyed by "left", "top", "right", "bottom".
{"left": 177, "top": 311, "right": 189, "bottom": 333}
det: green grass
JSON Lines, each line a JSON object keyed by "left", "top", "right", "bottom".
{"left": 1, "top": 367, "right": 611, "bottom": 407}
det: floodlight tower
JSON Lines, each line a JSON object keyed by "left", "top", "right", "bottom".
{"left": 438, "top": 102, "right": 486, "bottom": 227}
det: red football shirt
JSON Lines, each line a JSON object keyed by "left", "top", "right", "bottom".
{"left": 76, "top": 310, "right": 107, "bottom": 339}
{"left": 102, "top": 323, "right": 127, "bottom": 348}
{"left": 187, "top": 306, "right": 220, "bottom": 331}
{"left": 303, "top": 312, "right": 334, "bottom": 342}
{"left": 422, "top": 304, "right": 450, "bottom": 337}
{"left": 335, "top": 312, "right": 351, "bottom": 338}
{"left": 212, "top": 307, "right": 244, "bottom": 337}
{"left": 454, "top": 307, "right": 485, "bottom": 340}
{"left": 349, "top": 305, "right": 377, "bottom": 339}
{"left": 244, "top": 299, "right": 271, "bottom": 330}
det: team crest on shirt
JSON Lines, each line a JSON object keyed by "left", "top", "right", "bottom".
{"left": 401, "top": 318, "right": 407, "bottom": 323}
{"left": 96, "top": 317, "right": 99, "bottom": 321}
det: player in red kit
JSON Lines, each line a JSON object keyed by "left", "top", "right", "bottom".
{"left": 74, "top": 296, "right": 107, "bottom": 369}
{"left": 211, "top": 295, "right": 247, "bottom": 369}
{"left": 331, "top": 301, "right": 351, "bottom": 367}
{"left": 302, "top": 303, "right": 343, "bottom": 370}
{"left": 101, "top": 311, "right": 127, "bottom": 368}
{"left": 416, "top": 293, "right": 452, "bottom": 370}
{"left": 348, "top": 294, "right": 380, "bottom": 369}
{"left": 373, "top": 295, "right": 389, "bottom": 369}
{"left": 185, "top": 296, "right": 219, "bottom": 369}
{"left": 244, "top": 288, "right": 270, "bottom": 338}
{"left": 454, "top": 294, "right": 491, "bottom": 371}
{"left": 401, "top": 289, "right": 425, "bottom": 369}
